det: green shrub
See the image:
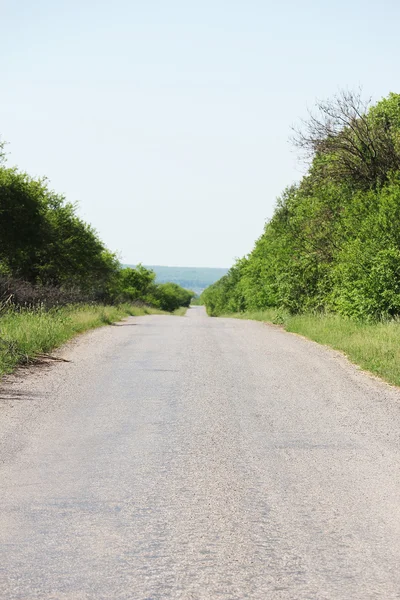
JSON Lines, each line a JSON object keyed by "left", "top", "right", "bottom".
{"left": 154, "top": 283, "right": 193, "bottom": 312}
{"left": 202, "top": 93, "right": 400, "bottom": 322}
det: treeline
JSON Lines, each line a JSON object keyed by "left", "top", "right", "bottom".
{"left": 202, "top": 92, "right": 400, "bottom": 320}
{"left": 0, "top": 143, "right": 192, "bottom": 312}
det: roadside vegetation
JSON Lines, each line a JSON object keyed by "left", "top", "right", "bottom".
{"left": 201, "top": 91, "right": 400, "bottom": 386}
{"left": 190, "top": 296, "right": 203, "bottom": 306}
{"left": 0, "top": 304, "right": 169, "bottom": 377}
{"left": 224, "top": 310, "right": 400, "bottom": 386}
{"left": 0, "top": 141, "right": 193, "bottom": 377}
{"left": 172, "top": 306, "right": 189, "bottom": 316}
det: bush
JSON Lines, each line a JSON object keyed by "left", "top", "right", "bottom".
{"left": 154, "top": 283, "right": 193, "bottom": 312}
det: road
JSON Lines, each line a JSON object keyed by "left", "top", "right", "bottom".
{"left": 1, "top": 306, "right": 400, "bottom": 599}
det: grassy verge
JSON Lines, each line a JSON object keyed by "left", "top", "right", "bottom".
{"left": 222, "top": 309, "right": 400, "bottom": 387}
{"left": 173, "top": 306, "right": 188, "bottom": 316}
{"left": 0, "top": 303, "right": 176, "bottom": 378}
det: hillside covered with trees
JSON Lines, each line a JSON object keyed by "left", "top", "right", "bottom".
{"left": 202, "top": 92, "right": 400, "bottom": 321}
{"left": 139, "top": 265, "right": 228, "bottom": 295}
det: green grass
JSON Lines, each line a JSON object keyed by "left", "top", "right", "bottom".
{"left": 222, "top": 309, "right": 400, "bottom": 387}
{"left": 0, "top": 303, "right": 178, "bottom": 378}
{"left": 173, "top": 306, "right": 188, "bottom": 316}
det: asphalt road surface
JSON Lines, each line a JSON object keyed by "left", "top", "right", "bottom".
{"left": 1, "top": 306, "right": 400, "bottom": 599}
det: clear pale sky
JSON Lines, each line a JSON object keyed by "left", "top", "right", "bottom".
{"left": 1, "top": 1, "right": 399, "bottom": 267}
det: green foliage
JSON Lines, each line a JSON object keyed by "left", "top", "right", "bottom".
{"left": 293, "top": 90, "right": 400, "bottom": 189}
{"left": 0, "top": 169, "right": 49, "bottom": 279}
{"left": 153, "top": 282, "right": 193, "bottom": 312}
{"left": 0, "top": 166, "right": 118, "bottom": 294}
{"left": 0, "top": 303, "right": 169, "bottom": 377}
{"left": 0, "top": 149, "right": 193, "bottom": 312}
{"left": 108, "top": 265, "right": 193, "bottom": 310}
{"left": 329, "top": 180, "right": 400, "bottom": 319}
{"left": 108, "top": 264, "right": 156, "bottom": 303}
{"left": 202, "top": 92, "right": 400, "bottom": 321}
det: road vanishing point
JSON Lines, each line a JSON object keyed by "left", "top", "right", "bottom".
{"left": 1, "top": 306, "right": 400, "bottom": 599}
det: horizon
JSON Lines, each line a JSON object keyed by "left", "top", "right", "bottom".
{"left": 128, "top": 264, "right": 229, "bottom": 270}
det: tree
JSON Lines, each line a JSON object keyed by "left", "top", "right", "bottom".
{"left": 0, "top": 168, "right": 50, "bottom": 279}
{"left": 292, "top": 90, "right": 400, "bottom": 189}
{"left": 202, "top": 92, "right": 400, "bottom": 320}
{"left": 155, "top": 283, "right": 193, "bottom": 311}
{"left": 0, "top": 165, "right": 119, "bottom": 293}
{"left": 111, "top": 265, "right": 157, "bottom": 302}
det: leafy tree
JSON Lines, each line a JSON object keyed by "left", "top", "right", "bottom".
{"left": 154, "top": 282, "right": 193, "bottom": 311}
{"left": 292, "top": 90, "right": 400, "bottom": 189}
{"left": 202, "top": 92, "right": 400, "bottom": 321}
{"left": 0, "top": 161, "right": 120, "bottom": 295}
{"left": 109, "top": 265, "right": 157, "bottom": 303}
{"left": 0, "top": 142, "right": 196, "bottom": 311}
{"left": 0, "top": 168, "right": 50, "bottom": 280}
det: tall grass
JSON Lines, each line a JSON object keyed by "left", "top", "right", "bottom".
{"left": 0, "top": 303, "right": 171, "bottom": 377}
{"left": 223, "top": 309, "right": 400, "bottom": 387}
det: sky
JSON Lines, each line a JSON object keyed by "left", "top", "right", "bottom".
{"left": 1, "top": 1, "right": 399, "bottom": 267}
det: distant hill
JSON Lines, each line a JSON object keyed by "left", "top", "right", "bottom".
{"left": 125, "top": 265, "right": 228, "bottom": 295}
